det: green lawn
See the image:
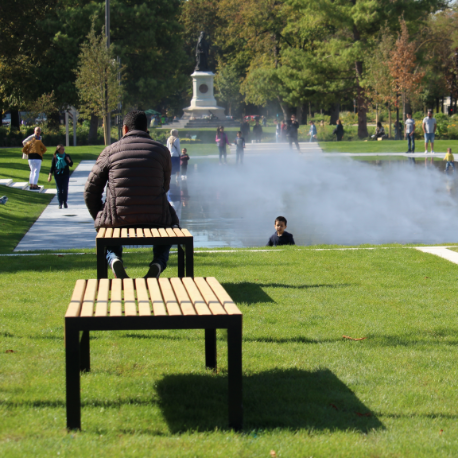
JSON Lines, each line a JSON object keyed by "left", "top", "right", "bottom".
{"left": 319, "top": 139, "right": 458, "bottom": 154}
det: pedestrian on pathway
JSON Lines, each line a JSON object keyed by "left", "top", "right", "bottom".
{"left": 22, "top": 127, "right": 47, "bottom": 190}
{"left": 308, "top": 120, "right": 317, "bottom": 142}
{"left": 216, "top": 126, "right": 231, "bottom": 164}
{"left": 443, "top": 147, "right": 455, "bottom": 173}
{"left": 234, "top": 131, "right": 245, "bottom": 165}
{"left": 422, "top": 109, "right": 437, "bottom": 154}
{"left": 275, "top": 120, "right": 281, "bottom": 143}
{"left": 287, "top": 114, "right": 300, "bottom": 150}
{"left": 84, "top": 110, "right": 178, "bottom": 279}
{"left": 252, "top": 119, "right": 263, "bottom": 143}
{"left": 166, "top": 129, "right": 181, "bottom": 181}
{"left": 180, "top": 148, "right": 190, "bottom": 180}
{"left": 48, "top": 144, "right": 73, "bottom": 209}
{"left": 405, "top": 113, "right": 415, "bottom": 153}
{"left": 333, "top": 119, "right": 344, "bottom": 141}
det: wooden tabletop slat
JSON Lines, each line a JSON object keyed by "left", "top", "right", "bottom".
{"left": 151, "top": 229, "right": 160, "bottom": 237}
{"left": 129, "top": 228, "right": 136, "bottom": 238}
{"left": 166, "top": 228, "right": 176, "bottom": 237}
{"left": 181, "top": 229, "right": 193, "bottom": 237}
{"left": 170, "top": 278, "right": 196, "bottom": 315}
{"left": 158, "top": 228, "right": 168, "bottom": 238}
{"left": 135, "top": 278, "right": 151, "bottom": 316}
{"left": 80, "top": 279, "right": 98, "bottom": 317}
{"left": 66, "top": 279, "right": 87, "bottom": 317}
{"left": 110, "top": 279, "right": 123, "bottom": 316}
{"left": 123, "top": 279, "right": 137, "bottom": 316}
{"left": 121, "top": 228, "right": 128, "bottom": 238}
{"left": 182, "top": 277, "right": 211, "bottom": 315}
{"left": 194, "top": 277, "right": 226, "bottom": 315}
{"left": 113, "top": 228, "right": 120, "bottom": 238}
{"left": 159, "top": 278, "right": 181, "bottom": 315}
{"left": 96, "top": 228, "right": 106, "bottom": 239}
{"left": 205, "top": 277, "right": 242, "bottom": 315}
{"left": 105, "top": 228, "right": 113, "bottom": 238}
{"left": 146, "top": 278, "right": 166, "bottom": 316}
{"left": 173, "top": 228, "right": 184, "bottom": 237}
{"left": 95, "top": 279, "right": 110, "bottom": 317}
{"left": 144, "top": 228, "right": 153, "bottom": 237}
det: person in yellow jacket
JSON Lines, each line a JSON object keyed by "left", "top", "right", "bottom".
{"left": 22, "top": 135, "right": 47, "bottom": 189}
{"left": 443, "top": 147, "right": 455, "bottom": 174}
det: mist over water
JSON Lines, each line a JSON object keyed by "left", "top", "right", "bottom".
{"left": 172, "top": 146, "right": 458, "bottom": 247}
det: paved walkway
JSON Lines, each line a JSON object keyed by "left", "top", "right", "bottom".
{"left": 415, "top": 246, "right": 458, "bottom": 264}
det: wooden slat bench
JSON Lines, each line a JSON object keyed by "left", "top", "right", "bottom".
{"left": 96, "top": 227, "right": 194, "bottom": 279}
{"left": 65, "top": 277, "right": 243, "bottom": 431}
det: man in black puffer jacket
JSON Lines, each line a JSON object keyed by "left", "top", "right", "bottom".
{"left": 84, "top": 110, "right": 177, "bottom": 279}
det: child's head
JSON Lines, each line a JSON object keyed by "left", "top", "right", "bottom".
{"left": 237, "top": 131, "right": 242, "bottom": 137}
{"left": 447, "top": 147, "right": 452, "bottom": 154}
{"left": 182, "top": 148, "right": 187, "bottom": 154}
{"left": 274, "top": 216, "right": 287, "bottom": 235}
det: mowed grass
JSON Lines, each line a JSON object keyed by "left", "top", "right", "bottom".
{"left": 2, "top": 246, "right": 458, "bottom": 456}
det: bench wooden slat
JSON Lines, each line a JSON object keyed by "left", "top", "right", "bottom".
{"left": 166, "top": 228, "right": 176, "bottom": 237}
{"left": 113, "top": 228, "right": 120, "bottom": 238}
{"left": 206, "top": 277, "right": 242, "bottom": 315}
{"left": 121, "top": 228, "right": 128, "bottom": 238}
{"left": 96, "top": 228, "right": 106, "bottom": 239}
{"left": 135, "top": 278, "right": 151, "bottom": 316}
{"left": 146, "top": 278, "right": 167, "bottom": 316}
{"left": 105, "top": 228, "right": 113, "bottom": 238}
{"left": 159, "top": 278, "right": 181, "bottom": 315}
{"left": 136, "top": 228, "right": 144, "bottom": 238}
{"left": 123, "top": 279, "right": 137, "bottom": 316}
{"left": 181, "top": 229, "right": 192, "bottom": 237}
{"left": 158, "top": 228, "right": 168, "bottom": 238}
{"left": 110, "top": 279, "right": 123, "bottom": 316}
{"left": 194, "top": 277, "right": 226, "bottom": 315}
{"left": 65, "top": 279, "right": 87, "bottom": 317}
{"left": 95, "top": 279, "right": 110, "bottom": 317}
{"left": 182, "top": 277, "right": 211, "bottom": 315}
{"left": 80, "top": 279, "right": 98, "bottom": 317}
{"left": 173, "top": 228, "right": 185, "bottom": 237}
{"left": 129, "top": 228, "right": 136, "bottom": 238}
{"left": 170, "top": 278, "right": 196, "bottom": 315}
{"left": 144, "top": 228, "right": 153, "bottom": 237}
{"left": 151, "top": 229, "right": 160, "bottom": 237}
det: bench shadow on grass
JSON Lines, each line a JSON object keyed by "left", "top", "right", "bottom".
{"left": 156, "top": 368, "right": 383, "bottom": 433}
{"left": 222, "top": 282, "right": 352, "bottom": 305}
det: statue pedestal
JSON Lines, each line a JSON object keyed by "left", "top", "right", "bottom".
{"left": 183, "top": 71, "right": 225, "bottom": 120}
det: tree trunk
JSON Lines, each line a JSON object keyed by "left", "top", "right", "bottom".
{"left": 388, "top": 106, "right": 392, "bottom": 139}
{"left": 355, "top": 61, "right": 368, "bottom": 138}
{"left": 103, "top": 115, "right": 109, "bottom": 146}
{"left": 10, "top": 109, "right": 20, "bottom": 130}
{"left": 329, "top": 103, "right": 340, "bottom": 125}
{"left": 375, "top": 103, "right": 379, "bottom": 126}
{"left": 278, "top": 96, "right": 288, "bottom": 120}
{"left": 88, "top": 114, "right": 99, "bottom": 144}
{"left": 48, "top": 111, "right": 60, "bottom": 131}
{"left": 296, "top": 104, "right": 303, "bottom": 125}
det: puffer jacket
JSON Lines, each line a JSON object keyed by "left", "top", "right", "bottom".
{"left": 84, "top": 130, "right": 173, "bottom": 229}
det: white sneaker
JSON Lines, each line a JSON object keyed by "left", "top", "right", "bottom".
{"left": 424, "top": 150, "right": 428, "bottom": 154}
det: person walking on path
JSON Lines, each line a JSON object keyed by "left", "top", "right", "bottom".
{"left": 23, "top": 126, "right": 42, "bottom": 146}
{"left": 443, "top": 147, "right": 455, "bottom": 173}
{"left": 422, "top": 109, "right": 437, "bottom": 154}
{"left": 180, "top": 148, "right": 190, "bottom": 180}
{"left": 84, "top": 110, "right": 178, "bottom": 280}
{"left": 333, "top": 119, "right": 344, "bottom": 141}
{"left": 22, "top": 127, "right": 46, "bottom": 189}
{"left": 48, "top": 144, "right": 73, "bottom": 209}
{"left": 166, "top": 129, "right": 181, "bottom": 181}
{"left": 216, "top": 126, "right": 231, "bottom": 164}
{"left": 308, "top": 120, "right": 317, "bottom": 142}
{"left": 234, "top": 131, "right": 245, "bottom": 165}
{"left": 287, "top": 114, "right": 300, "bottom": 150}
{"left": 405, "top": 113, "right": 415, "bottom": 153}
{"left": 252, "top": 119, "right": 263, "bottom": 143}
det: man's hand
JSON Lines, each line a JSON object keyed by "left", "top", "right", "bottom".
{"left": 47, "top": 174, "right": 52, "bottom": 182}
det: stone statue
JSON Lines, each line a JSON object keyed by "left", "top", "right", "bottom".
{"left": 195, "top": 31, "right": 210, "bottom": 72}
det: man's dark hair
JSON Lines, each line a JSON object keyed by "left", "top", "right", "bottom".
{"left": 275, "top": 216, "right": 287, "bottom": 225}
{"left": 123, "top": 110, "right": 148, "bottom": 131}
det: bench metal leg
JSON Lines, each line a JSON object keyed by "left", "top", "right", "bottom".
{"left": 178, "top": 244, "right": 185, "bottom": 278}
{"left": 80, "top": 330, "right": 90, "bottom": 372}
{"left": 186, "top": 240, "right": 194, "bottom": 277}
{"left": 66, "top": 326, "right": 81, "bottom": 430}
{"left": 97, "top": 245, "right": 107, "bottom": 280}
{"left": 227, "top": 323, "right": 243, "bottom": 431}
{"left": 205, "top": 329, "right": 217, "bottom": 369}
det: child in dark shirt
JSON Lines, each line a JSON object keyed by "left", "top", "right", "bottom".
{"left": 234, "top": 131, "right": 245, "bottom": 165}
{"left": 267, "top": 216, "right": 295, "bottom": 246}
{"left": 180, "top": 148, "right": 190, "bottom": 180}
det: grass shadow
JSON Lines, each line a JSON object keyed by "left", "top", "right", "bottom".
{"left": 157, "top": 368, "right": 384, "bottom": 433}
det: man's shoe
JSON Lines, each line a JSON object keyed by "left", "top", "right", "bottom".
{"left": 424, "top": 150, "right": 428, "bottom": 154}
{"left": 64, "top": 203, "right": 68, "bottom": 208}
{"left": 111, "top": 259, "right": 128, "bottom": 279}
{"left": 58, "top": 204, "right": 62, "bottom": 209}
{"left": 144, "top": 263, "right": 161, "bottom": 279}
